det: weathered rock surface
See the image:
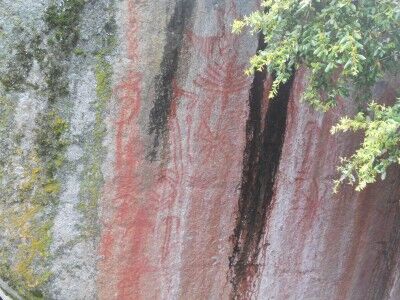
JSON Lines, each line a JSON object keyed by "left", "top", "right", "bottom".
{"left": 0, "top": 0, "right": 399, "bottom": 299}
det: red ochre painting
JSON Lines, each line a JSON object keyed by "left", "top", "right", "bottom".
{"left": 98, "top": 1, "right": 255, "bottom": 298}
{"left": 1, "top": 0, "right": 400, "bottom": 299}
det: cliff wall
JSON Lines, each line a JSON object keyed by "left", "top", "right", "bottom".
{"left": 0, "top": 0, "right": 399, "bottom": 299}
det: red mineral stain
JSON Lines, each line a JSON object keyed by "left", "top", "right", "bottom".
{"left": 138, "top": 3, "right": 254, "bottom": 297}
{"left": 98, "top": 1, "right": 155, "bottom": 299}
{"left": 98, "top": 1, "right": 261, "bottom": 298}
{"left": 173, "top": 5, "right": 253, "bottom": 297}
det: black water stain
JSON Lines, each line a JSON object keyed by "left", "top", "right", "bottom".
{"left": 229, "top": 35, "right": 294, "bottom": 298}
{"left": 147, "top": 0, "right": 196, "bottom": 161}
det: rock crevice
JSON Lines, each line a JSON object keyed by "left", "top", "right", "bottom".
{"left": 229, "top": 35, "right": 294, "bottom": 298}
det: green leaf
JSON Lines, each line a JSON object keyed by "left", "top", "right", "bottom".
{"left": 234, "top": 0, "right": 400, "bottom": 191}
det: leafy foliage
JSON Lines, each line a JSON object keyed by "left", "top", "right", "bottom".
{"left": 233, "top": 0, "right": 400, "bottom": 191}
{"left": 331, "top": 99, "right": 400, "bottom": 191}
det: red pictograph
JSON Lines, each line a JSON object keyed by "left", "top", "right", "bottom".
{"left": 98, "top": 1, "right": 256, "bottom": 298}
{"left": 152, "top": 2, "right": 253, "bottom": 295}
{"left": 98, "top": 1, "right": 155, "bottom": 299}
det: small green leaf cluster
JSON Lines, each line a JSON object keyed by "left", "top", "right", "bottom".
{"left": 233, "top": 0, "right": 400, "bottom": 191}
{"left": 233, "top": 0, "right": 400, "bottom": 110}
{"left": 331, "top": 99, "right": 400, "bottom": 191}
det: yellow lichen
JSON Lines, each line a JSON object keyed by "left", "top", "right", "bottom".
{"left": 20, "top": 167, "right": 41, "bottom": 192}
{"left": 43, "top": 180, "right": 60, "bottom": 194}
{"left": 11, "top": 206, "right": 52, "bottom": 290}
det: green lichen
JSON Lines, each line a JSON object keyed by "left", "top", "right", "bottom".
{"left": 27, "top": 111, "right": 69, "bottom": 206}
{"left": 0, "top": 95, "right": 16, "bottom": 199}
{"left": 78, "top": 23, "right": 115, "bottom": 238}
{"left": 77, "top": 161, "right": 104, "bottom": 238}
{"left": 42, "top": 0, "right": 86, "bottom": 101}
{"left": 13, "top": 208, "right": 53, "bottom": 290}
{"left": 0, "top": 0, "right": 86, "bottom": 97}
{"left": 35, "top": 113, "right": 68, "bottom": 165}
{"left": 73, "top": 47, "right": 86, "bottom": 57}
{"left": 44, "top": 62, "right": 69, "bottom": 103}
{"left": 77, "top": 54, "right": 111, "bottom": 237}
{"left": 0, "top": 0, "right": 111, "bottom": 296}
{"left": 0, "top": 110, "right": 68, "bottom": 297}
{"left": 44, "top": 0, "right": 86, "bottom": 54}
{"left": 0, "top": 39, "right": 34, "bottom": 92}
{"left": 0, "top": 205, "right": 53, "bottom": 300}
{"left": 4, "top": 0, "right": 85, "bottom": 294}
{"left": 95, "top": 51, "right": 113, "bottom": 105}
{"left": 8, "top": 112, "right": 68, "bottom": 296}
{"left": 0, "top": 95, "right": 14, "bottom": 126}
{"left": 31, "top": 34, "right": 47, "bottom": 64}
{"left": 0, "top": 95, "right": 15, "bottom": 149}
{"left": 0, "top": 26, "right": 48, "bottom": 93}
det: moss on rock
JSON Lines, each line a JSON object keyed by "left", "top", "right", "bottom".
{"left": 44, "top": 0, "right": 86, "bottom": 54}
{"left": 0, "top": 0, "right": 87, "bottom": 296}
{"left": 78, "top": 34, "right": 115, "bottom": 239}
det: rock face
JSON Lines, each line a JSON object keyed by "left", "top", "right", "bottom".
{"left": 0, "top": 0, "right": 399, "bottom": 299}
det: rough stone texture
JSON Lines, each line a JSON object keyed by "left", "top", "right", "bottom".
{"left": 255, "top": 70, "right": 400, "bottom": 300}
{"left": 0, "top": 0, "right": 399, "bottom": 299}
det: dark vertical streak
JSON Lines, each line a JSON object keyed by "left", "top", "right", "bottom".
{"left": 229, "top": 35, "right": 294, "bottom": 298}
{"left": 147, "top": 0, "right": 196, "bottom": 161}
